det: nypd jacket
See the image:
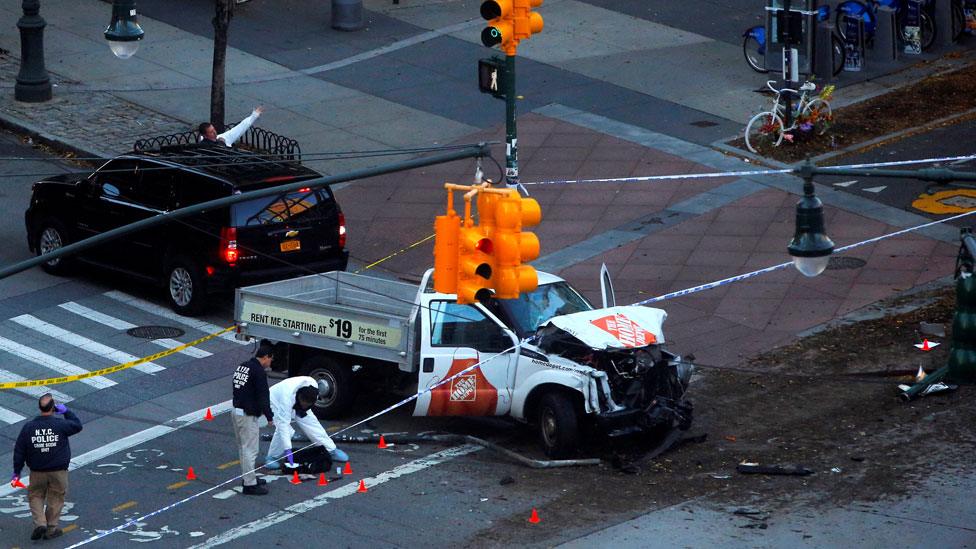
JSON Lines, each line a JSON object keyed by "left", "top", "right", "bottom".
{"left": 13, "top": 411, "right": 83, "bottom": 475}
{"left": 232, "top": 358, "right": 273, "bottom": 421}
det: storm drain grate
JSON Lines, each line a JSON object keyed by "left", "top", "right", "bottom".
{"left": 127, "top": 325, "right": 185, "bottom": 339}
{"left": 826, "top": 257, "right": 867, "bottom": 270}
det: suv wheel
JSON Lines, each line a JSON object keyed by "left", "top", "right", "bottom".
{"left": 166, "top": 256, "right": 206, "bottom": 316}
{"left": 537, "top": 392, "right": 580, "bottom": 459}
{"left": 304, "top": 355, "right": 355, "bottom": 419}
{"left": 36, "top": 220, "right": 72, "bottom": 275}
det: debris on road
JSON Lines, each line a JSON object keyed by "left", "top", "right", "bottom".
{"left": 919, "top": 321, "right": 945, "bottom": 338}
{"left": 736, "top": 463, "right": 815, "bottom": 476}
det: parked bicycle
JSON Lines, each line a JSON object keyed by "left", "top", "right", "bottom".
{"left": 743, "top": 6, "right": 844, "bottom": 76}
{"left": 835, "top": 0, "right": 966, "bottom": 52}
{"left": 744, "top": 80, "right": 834, "bottom": 153}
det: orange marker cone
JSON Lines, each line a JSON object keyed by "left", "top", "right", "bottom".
{"left": 528, "top": 508, "right": 541, "bottom": 524}
{"left": 290, "top": 470, "right": 301, "bottom": 485}
{"left": 378, "top": 435, "right": 388, "bottom": 449}
{"left": 318, "top": 473, "right": 328, "bottom": 486}
{"left": 922, "top": 339, "right": 931, "bottom": 351}
{"left": 357, "top": 479, "right": 368, "bottom": 493}
{"left": 204, "top": 407, "right": 214, "bottom": 421}
{"left": 186, "top": 467, "right": 197, "bottom": 481}
{"left": 343, "top": 462, "right": 353, "bottom": 475}
{"left": 12, "top": 478, "right": 26, "bottom": 489}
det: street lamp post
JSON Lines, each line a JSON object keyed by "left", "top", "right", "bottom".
{"left": 788, "top": 160, "right": 835, "bottom": 277}
{"left": 15, "top": 0, "right": 52, "bottom": 103}
{"left": 104, "top": 0, "right": 145, "bottom": 59}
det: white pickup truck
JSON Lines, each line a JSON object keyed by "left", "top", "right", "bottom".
{"left": 235, "top": 268, "right": 693, "bottom": 457}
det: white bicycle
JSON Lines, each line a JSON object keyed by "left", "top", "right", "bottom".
{"left": 744, "top": 80, "right": 834, "bottom": 154}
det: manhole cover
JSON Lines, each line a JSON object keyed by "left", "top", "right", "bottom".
{"left": 826, "top": 257, "right": 866, "bottom": 270}
{"left": 127, "top": 326, "right": 185, "bottom": 339}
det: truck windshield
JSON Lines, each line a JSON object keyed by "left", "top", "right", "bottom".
{"left": 497, "top": 282, "right": 593, "bottom": 338}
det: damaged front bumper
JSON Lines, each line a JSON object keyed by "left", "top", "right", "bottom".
{"left": 589, "top": 358, "right": 694, "bottom": 438}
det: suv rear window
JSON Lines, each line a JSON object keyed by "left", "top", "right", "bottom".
{"left": 231, "top": 188, "right": 331, "bottom": 226}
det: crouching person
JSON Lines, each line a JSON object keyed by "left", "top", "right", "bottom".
{"left": 264, "top": 376, "right": 347, "bottom": 471}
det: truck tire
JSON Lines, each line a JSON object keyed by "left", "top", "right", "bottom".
{"left": 304, "top": 355, "right": 355, "bottom": 419}
{"left": 537, "top": 392, "right": 580, "bottom": 459}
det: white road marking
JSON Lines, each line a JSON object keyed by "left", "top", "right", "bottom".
{"left": 103, "top": 291, "right": 247, "bottom": 345}
{"left": 0, "top": 336, "right": 117, "bottom": 389}
{"left": 0, "top": 406, "right": 26, "bottom": 424}
{"left": 11, "top": 314, "right": 166, "bottom": 374}
{"left": 0, "top": 366, "right": 74, "bottom": 402}
{"left": 190, "top": 445, "right": 480, "bottom": 548}
{"left": 833, "top": 180, "right": 858, "bottom": 188}
{"left": 0, "top": 399, "right": 234, "bottom": 498}
{"left": 863, "top": 186, "right": 887, "bottom": 193}
{"left": 59, "top": 302, "right": 212, "bottom": 359}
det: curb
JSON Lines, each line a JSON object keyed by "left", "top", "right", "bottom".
{"left": 0, "top": 108, "right": 112, "bottom": 164}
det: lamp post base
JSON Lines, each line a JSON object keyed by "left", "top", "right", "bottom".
{"left": 14, "top": 79, "right": 52, "bottom": 103}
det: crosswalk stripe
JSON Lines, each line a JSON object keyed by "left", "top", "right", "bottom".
{"left": 0, "top": 367, "right": 74, "bottom": 402}
{"left": 59, "top": 302, "right": 212, "bottom": 359}
{"left": 0, "top": 406, "right": 26, "bottom": 425}
{"left": 0, "top": 336, "right": 116, "bottom": 389}
{"left": 103, "top": 291, "right": 247, "bottom": 345}
{"left": 10, "top": 315, "right": 166, "bottom": 374}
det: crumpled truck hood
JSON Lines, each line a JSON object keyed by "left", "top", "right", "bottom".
{"left": 542, "top": 306, "right": 667, "bottom": 350}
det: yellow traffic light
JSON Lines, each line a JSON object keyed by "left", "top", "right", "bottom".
{"left": 433, "top": 208, "right": 460, "bottom": 295}
{"left": 457, "top": 224, "right": 495, "bottom": 304}
{"left": 480, "top": 0, "right": 516, "bottom": 51}
{"left": 491, "top": 190, "right": 541, "bottom": 299}
{"left": 515, "top": 0, "right": 544, "bottom": 41}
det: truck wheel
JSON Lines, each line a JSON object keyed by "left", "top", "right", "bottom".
{"left": 537, "top": 392, "right": 580, "bottom": 459}
{"left": 165, "top": 256, "right": 207, "bottom": 316}
{"left": 305, "top": 356, "right": 355, "bottom": 419}
{"left": 35, "top": 219, "right": 72, "bottom": 275}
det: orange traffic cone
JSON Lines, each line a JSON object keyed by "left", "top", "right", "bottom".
{"left": 290, "top": 470, "right": 301, "bottom": 485}
{"left": 357, "top": 479, "right": 368, "bottom": 493}
{"left": 378, "top": 435, "right": 388, "bottom": 449}
{"left": 186, "top": 467, "right": 197, "bottom": 481}
{"left": 528, "top": 508, "right": 540, "bottom": 524}
{"left": 11, "top": 478, "right": 26, "bottom": 489}
{"left": 318, "top": 473, "right": 328, "bottom": 486}
{"left": 922, "top": 339, "right": 931, "bottom": 351}
{"left": 343, "top": 462, "right": 353, "bottom": 475}
{"left": 204, "top": 407, "right": 214, "bottom": 421}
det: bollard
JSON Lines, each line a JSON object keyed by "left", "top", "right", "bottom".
{"left": 331, "top": 0, "right": 363, "bottom": 31}
{"left": 813, "top": 21, "right": 838, "bottom": 81}
{"left": 935, "top": 0, "right": 956, "bottom": 46}
{"left": 869, "top": 6, "right": 899, "bottom": 64}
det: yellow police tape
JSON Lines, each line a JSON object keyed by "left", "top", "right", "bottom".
{"left": 0, "top": 326, "right": 235, "bottom": 390}
{"left": 354, "top": 233, "right": 435, "bottom": 274}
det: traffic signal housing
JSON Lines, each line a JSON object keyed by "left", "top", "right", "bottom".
{"left": 457, "top": 224, "right": 495, "bottom": 304}
{"left": 491, "top": 191, "right": 541, "bottom": 299}
{"left": 433, "top": 209, "right": 460, "bottom": 295}
{"left": 480, "top": 0, "right": 543, "bottom": 54}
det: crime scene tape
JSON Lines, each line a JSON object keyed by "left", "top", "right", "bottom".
{"left": 354, "top": 233, "right": 436, "bottom": 274}
{"left": 0, "top": 326, "right": 235, "bottom": 390}
{"left": 64, "top": 342, "right": 516, "bottom": 548}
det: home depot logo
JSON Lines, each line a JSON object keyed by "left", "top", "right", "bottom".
{"left": 450, "top": 375, "right": 477, "bottom": 401}
{"left": 590, "top": 313, "right": 657, "bottom": 348}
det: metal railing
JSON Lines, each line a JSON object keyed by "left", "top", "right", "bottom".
{"left": 133, "top": 125, "right": 302, "bottom": 161}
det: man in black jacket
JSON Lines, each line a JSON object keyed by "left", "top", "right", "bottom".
{"left": 11, "top": 394, "right": 83, "bottom": 541}
{"left": 232, "top": 342, "right": 274, "bottom": 495}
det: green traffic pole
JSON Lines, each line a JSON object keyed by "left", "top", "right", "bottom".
{"left": 504, "top": 53, "right": 518, "bottom": 188}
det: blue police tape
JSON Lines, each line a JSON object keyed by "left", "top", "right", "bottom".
{"left": 519, "top": 153, "right": 976, "bottom": 188}
{"left": 64, "top": 343, "right": 519, "bottom": 548}
{"left": 634, "top": 207, "right": 976, "bottom": 306}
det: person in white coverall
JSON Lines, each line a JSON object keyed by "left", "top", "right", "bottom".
{"left": 198, "top": 106, "right": 264, "bottom": 147}
{"left": 264, "top": 376, "right": 348, "bottom": 469}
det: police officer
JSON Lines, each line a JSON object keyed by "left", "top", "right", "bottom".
{"left": 11, "top": 394, "right": 83, "bottom": 541}
{"left": 232, "top": 342, "right": 274, "bottom": 495}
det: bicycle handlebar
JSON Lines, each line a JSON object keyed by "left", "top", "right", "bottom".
{"left": 765, "top": 80, "right": 805, "bottom": 95}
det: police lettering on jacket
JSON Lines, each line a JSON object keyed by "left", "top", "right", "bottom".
{"left": 31, "top": 428, "right": 60, "bottom": 452}
{"left": 232, "top": 358, "right": 273, "bottom": 420}
{"left": 13, "top": 410, "right": 83, "bottom": 475}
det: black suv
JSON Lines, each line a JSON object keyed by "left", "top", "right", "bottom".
{"left": 25, "top": 145, "right": 349, "bottom": 314}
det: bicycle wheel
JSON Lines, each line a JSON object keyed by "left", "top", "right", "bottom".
{"left": 916, "top": 12, "right": 936, "bottom": 50}
{"left": 836, "top": 0, "right": 874, "bottom": 39}
{"left": 743, "top": 29, "right": 767, "bottom": 73}
{"left": 801, "top": 99, "right": 833, "bottom": 135}
{"left": 831, "top": 33, "right": 845, "bottom": 76}
{"left": 952, "top": 0, "right": 965, "bottom": 41}
{"left": 745, "top": 111, "right": 785, "bottom": 153}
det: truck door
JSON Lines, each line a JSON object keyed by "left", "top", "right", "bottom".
{"left": 414, "top": 298, "right": 517, "bottom": 417}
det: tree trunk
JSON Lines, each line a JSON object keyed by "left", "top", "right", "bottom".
{"left": 210, "top": 0, "right": 233, "bottom": 132}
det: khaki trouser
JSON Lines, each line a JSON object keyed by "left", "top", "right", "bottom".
{"left": 232, "top": 411, "right": 261, "bottom": 486}
{"left": 28, "top": 470, "right": 68, "bottom": 529}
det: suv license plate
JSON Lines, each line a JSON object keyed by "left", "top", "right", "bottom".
{"left": 280, "top": 240, "right": 301, "bottom": 252}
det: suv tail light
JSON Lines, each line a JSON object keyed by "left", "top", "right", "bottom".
{"left": 220, "top": 227, "right": 238, "bottom": 264}
{"left": 338, "top": 212, "right": 347, "bottom": 249}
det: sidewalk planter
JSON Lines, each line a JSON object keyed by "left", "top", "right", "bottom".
{"left": 332, "top": 0, "right": 363, "bottom": 31}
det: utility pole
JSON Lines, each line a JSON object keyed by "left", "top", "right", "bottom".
{"left": 211, "top": 0, "right": 233, "bottom": 131}
{"left": 781, "top": 0, "right": 795, "bottom": 128}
